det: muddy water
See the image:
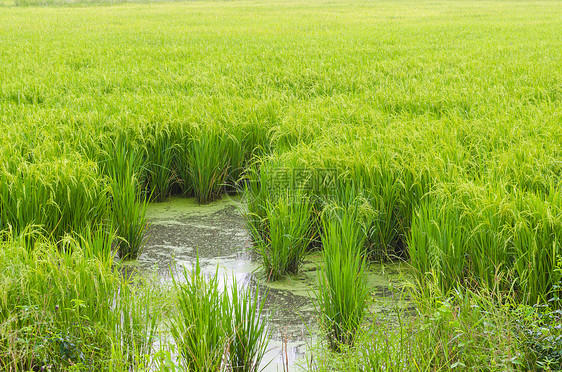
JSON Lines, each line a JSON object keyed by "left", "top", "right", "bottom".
{"left": 128, "top": 196, "right": 410, "bottom": 371}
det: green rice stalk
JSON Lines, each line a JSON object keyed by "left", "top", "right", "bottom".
{"left": 250, "top": 191, "right": 316, "bottom": 281}
{"left": 224, "top": 277, "right": 270, "bottom": 372}
{"left": 316, "top": 204, "right": 370, "bottom": 352}
{"left": 169, "top": 259, "right": 228, "bottom": 372}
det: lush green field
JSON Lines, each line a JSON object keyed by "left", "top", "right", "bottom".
{"left": 1, "top": 0, "right": 562, "bottom": 369}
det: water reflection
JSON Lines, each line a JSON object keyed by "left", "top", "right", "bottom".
{"left": 124, "top": 196, "right": 412, "bottom": 371}
{"left": 126, "top": 196, "right": 311, "bottom": 371}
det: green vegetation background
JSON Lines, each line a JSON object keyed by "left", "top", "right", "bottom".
{"left": 1, "top": 0, "right": 561, "bottom": 370}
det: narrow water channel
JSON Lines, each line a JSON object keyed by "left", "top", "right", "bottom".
{"left": 126, "top": 196, "right": 411, "bottom": 371}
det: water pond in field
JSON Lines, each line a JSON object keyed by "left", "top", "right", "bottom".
{"left": 124, "top": 196, "right": 412, "bottom": 371}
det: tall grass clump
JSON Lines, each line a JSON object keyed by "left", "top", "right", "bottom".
{"left": 169, "top": 260, "right": 269, "bottom": 372}
{"left": 222, "top": 124, "right": 247, "bottom": 190}
{"left": 316, "top": 205, "right": 370, "bottom": 352}
{"left": 225, "top": 276, "right": 269, "bottom": 372}
{"left": 144, "top": 123, "right": 177, "bottom": 202}
{"left": 0, "top": 230, "right": 157, "bottom": 371}
{"left": 105, "top": 138, "right": 149, "bottom": 260}
{"left": 242, "top": 159, "right": 274, "bottom": 240}
{"left": 361, "top": 161, "right": 409, "bottom": 260}
{"left": 409, "top": 181, "right": 562, "bottom": 304}
{"left": 74, "top": 222, "right": 116, "bottom": 264}
{"left": 109, "top": 172, "right": 149, "bottom": 260}
{"left": 408, "top": 197, "right": 468, "bottom": 293}
{"left": 408, "top": 183, "right": 514, "bottom": 295}
{"left": 0, "top": 157, "right": 108, "bottom": 241}
{"left": 510, "top": 188, "right": 562, "bottom": 304}
{"left": 249, "top": 191, "right": 316, "bottom": 281}
{"left": 178, "top": 125, "right": 233, "bottom": 204}
{"left": 170, "top": 262, "right": 226, "bottom": 372}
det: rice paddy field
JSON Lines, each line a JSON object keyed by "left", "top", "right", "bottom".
{"left": 1, "top": 0, "right": 562, "bottom": 370}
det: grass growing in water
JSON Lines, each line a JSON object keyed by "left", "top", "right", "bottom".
{"left": 316, "top": 205, "right": 370, "bottom": 352}
{"left": 170, "top": 262, "right": 226, "bottom": 372}
{"left": 183, "top": 126, "right": 231, "bottom": 204}
{"left": 169, "top": 259, "right": 269, "bottom": 372}
{"left": 225, "top": 276, "right": 270, "bottom": 372}
{"left": 249, "top": 191, "right": 316, "bottom": 281}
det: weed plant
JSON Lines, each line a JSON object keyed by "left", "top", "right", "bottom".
{"left": 312, "top": 283, "right": 535, "bottom": 371}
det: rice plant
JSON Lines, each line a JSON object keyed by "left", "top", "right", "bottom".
{"left": 169, "top": 260, "right": 227, "bottom": 372}
{"left": 408, "top": 196, "right": 468, "bottom": 293}
{"left": 74, "top": 222, "right": 116, "bottom": 264}
{"left": 105, "top": 138, "right": 149, "bottom": 260}
{"left": 0, "top": 230, "right": 157, "bottom": 371}
{"left": 181, "top": 125, "right": 231, "bottom": 204}
{"left": 249, "top": 191, "right": 316, "bottom": 281}
{"left": 242, "top": 159, "right": 275, "bottom": 243}
{"left": 169, "top": 260, "right": 270, "bottom": 372}
{"left": 225, "top": 277, "right": 270, "bottom": 372}
{"left": 361, "top": 162, "right": 408, "bottom": 260}
{"left": 109, "top": 173, "right": 149, "bottom": 260}
{"left": 316, "top": 205, "right": 370, "bottom": 351}
{"left": 144, "top": 123, "right": 177, "bottom": 202}
{"left": 0, "top": 156, "right": 108, "bottom": 242}
{"left": 510, "top": 188, "right": 562, "bottom": 304}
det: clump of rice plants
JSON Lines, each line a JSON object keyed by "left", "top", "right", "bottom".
{"left": 241, "top": 159, "right": 275, "bottom": 241}
{"left": 408, "top": 181, "right": 562, "bottom": 304}
{"left": 223, "top": 124, "right": 247, "bottom": 190}
{"left": 225, "top": 276, "right": 270, "bottom": 372}
{"left": 0, "top": 229, "right": 157, "bottom": 371}
{"left": 361, "top": 162, "right": 408, "bottom": 260}
{"left": 144, "top": 123, "right": 177, "bottom": 202}
{"left": 170, "top": 261, "right": 226, "bottom": 372}
{"left": 408, "top": 196, "right": 468, "bottom": 293}
{"left": 249, "top": 191, "right": 316, "bottom": 281}
{"left": 180, "top": 125, "right": 232, "bottom": 204}
{"left": 105, "top": 138, "right": 149, "bottom": 260}
{"left": 316, "top": 204, "right": 370, "bottom": 352}
{"left": 169, "top": 259, "right": 269, "bottom": 372}
{"left": 311, "top": 279, "right": 562, "bottom": 371}
{"left": 109, "top": 171, "right": 149, "bottom": 260}
{"left": 0, "top": 156, "right": 108, "bottom": 242}
{"left": 510, "top": 188, "right": 562, "bottom": 304}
